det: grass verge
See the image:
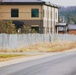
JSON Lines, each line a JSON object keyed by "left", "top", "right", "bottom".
{"left": 0, "top": 54, "right": 35, "bottom": 62}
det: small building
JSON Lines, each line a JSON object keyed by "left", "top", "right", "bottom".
{"left": 57, "top": 23, "right": 76, "bottom": 35}
{"left": 0, "top": 0, "right": 59, "bottom": 33}
{"left": 56, "top": 23, "right": 68, "bottom": 34}
{"left": 68, "top": 24, "right": 76, "bottom": 35}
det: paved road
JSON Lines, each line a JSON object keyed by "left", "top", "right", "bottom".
{"left": 0, "top": 51, "right": 76, "bottom": 75}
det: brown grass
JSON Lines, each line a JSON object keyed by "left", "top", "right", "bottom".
{"left": 24, "top": 41, "right": 76, "bottom": 52}
{"left": 0, "top": 41, "right": 76, "bottom": 52}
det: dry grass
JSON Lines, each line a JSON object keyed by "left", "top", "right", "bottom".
{"left": 24, "top": 41, "right": 76, "bottom": 52}
{"left": 0, "top": 41, "right": 76, "bottom": 52}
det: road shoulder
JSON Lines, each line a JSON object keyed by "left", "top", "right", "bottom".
{"left": 0, "top": 48, "right": 76, "bottom": 68}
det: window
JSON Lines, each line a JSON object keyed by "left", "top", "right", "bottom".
{"left": 31, "top": 27, "right": 39, "bottom": 33}
{"left": 11, "top": 9, "right": 19, "bottom": 17}
{"left": 31, "top": 9, "right": 39, "bottom": 17}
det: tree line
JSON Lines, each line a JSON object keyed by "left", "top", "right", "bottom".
{"left": 59, "top": 6, "right": 76, "bottom": 24}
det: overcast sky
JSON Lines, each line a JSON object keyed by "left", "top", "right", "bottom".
{"left": 43, "top": 0, "right": 76, "bottom": 7}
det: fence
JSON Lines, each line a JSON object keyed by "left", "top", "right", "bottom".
{"left": 0, "top": 34, "right": 76, "bottom": 50}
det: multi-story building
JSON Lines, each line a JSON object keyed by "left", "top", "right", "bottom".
{"left": 0, "top": 0, "right": 59, "bottom": 33}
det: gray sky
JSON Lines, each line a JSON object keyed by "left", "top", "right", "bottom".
{"left": 43, "top": 0, "right": 76, "bottom": 7}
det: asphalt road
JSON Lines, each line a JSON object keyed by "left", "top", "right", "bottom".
{"left": 0, "top": 51, "right": 76, "bottom": 75}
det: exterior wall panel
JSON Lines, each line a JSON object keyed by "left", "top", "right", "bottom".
{"left": 43, "top": 5, "right": 58, "bottom": 34}
{"left": 0, "top": 5, "right": 42, "bottom": 20}
{"left": 55, "top": 8, "right": 58, "bottom": 23}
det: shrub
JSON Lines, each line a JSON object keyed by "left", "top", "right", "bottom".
{"left": 0, "top": 20, "right": 16, "bottom": 34}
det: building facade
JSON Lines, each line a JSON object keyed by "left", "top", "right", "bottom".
{"left": 0, "top": 0, "right": 59, "bottom": 33}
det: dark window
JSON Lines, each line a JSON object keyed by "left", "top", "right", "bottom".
{"left": 11, "top": 9, "right": 19, "bottom": 17}
{"left": 31, "top": 9, "right": 39, "bottom": 17}
{"left": 31, "top": 27, "right": 39, "bottom": 33}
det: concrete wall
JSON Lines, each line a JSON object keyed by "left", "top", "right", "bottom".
{"left": 0, "top": 34, "right": 76, "bottom": 50}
